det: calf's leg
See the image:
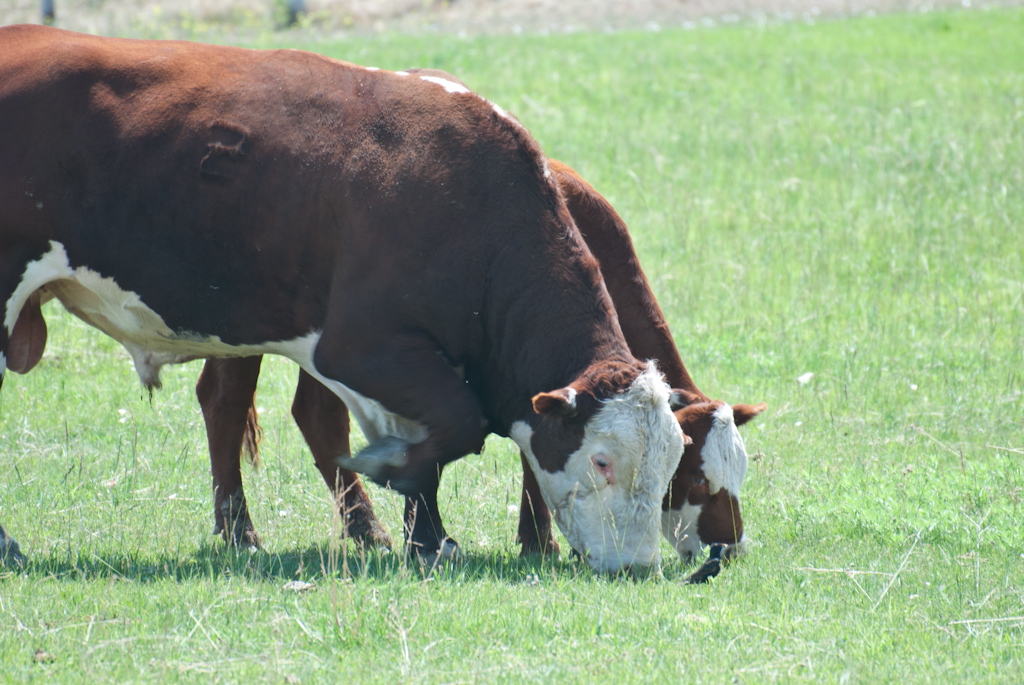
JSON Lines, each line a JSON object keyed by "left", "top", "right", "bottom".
{"left": 517, "top": 452, "right": 560, "bottom": 557}
{"left": 197, "top": 357, "right": 264, "bottom": 547}
{"left": 291, "top": 368, "right": 391, "bottom": 548}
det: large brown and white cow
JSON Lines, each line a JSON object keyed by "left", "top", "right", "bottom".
{"left": 0, "top": 26, "right": 685, "bottom": 573}
{"left": 196, "top": 155, "right": 766, "bottom": 565}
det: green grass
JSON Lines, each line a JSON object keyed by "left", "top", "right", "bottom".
{"left": 2, "top": 8, "right": 1023, "bottom": 683}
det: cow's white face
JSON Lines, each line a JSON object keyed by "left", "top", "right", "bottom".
{"left": 512, "top": 364, "right": 684, "bottom": 573}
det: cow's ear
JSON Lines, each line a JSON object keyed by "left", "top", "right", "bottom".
{"left": 669, "top": 389, "right": 703, "bottom": 411}
{"left": 733, "top": 402, "right": 767, "bottom": 427}
{"left": 532, "top": 387, "right": 577, "bottom": 418}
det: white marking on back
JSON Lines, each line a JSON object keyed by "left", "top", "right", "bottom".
{"left": 415, "top": 75, "right": 522, "bottom": 133}
{"left": 702, "top": 404, "right": 748, "bottom": 496}
{"left": 364, "top": 66, "right": 380, "bottom": 71}
{"left": 491, "top": 102, "right": 515, "bottom": 123}
{"left": 420, "top": 75, "right": 471, "bottom": 94}
{"left": 394, "top": 71, "right": 410, "bottom": 76}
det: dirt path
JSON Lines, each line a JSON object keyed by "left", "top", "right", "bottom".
{"left": 4, "top": 0, "right": 1022, "bottom": 38}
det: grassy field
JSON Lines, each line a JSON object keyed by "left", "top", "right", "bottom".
{"left": 1, "top": 8, "right": 1023, "bottom": 683}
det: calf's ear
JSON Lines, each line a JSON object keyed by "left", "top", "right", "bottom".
{"left": 670, "top": 389, "right": 703, "bottom": 411}
{"left": 532, "top": 387, "right": 577, "bottom": 418}
{"left": 733, "top": 402, "right": 768, "bottom": 427}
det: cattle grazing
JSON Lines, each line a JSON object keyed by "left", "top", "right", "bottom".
{"left": 197, "top": 156, "right": 765, "bottom": 566}
{"left": 0, "top": 26, "right": 684, "bottom": 573}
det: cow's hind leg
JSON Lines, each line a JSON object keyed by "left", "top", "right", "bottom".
{"left": 197, "top": 357, "right": 264, "bottom": 547}
{"left": 291, "top": 368, "right": 391, "bottom": 549}
{"left": 0, "top": 283, "right": 50, "bottom": 566}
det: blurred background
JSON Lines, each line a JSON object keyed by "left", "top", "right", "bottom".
{"left": 5, "top": 0, "right": 1021, "bottom": 38}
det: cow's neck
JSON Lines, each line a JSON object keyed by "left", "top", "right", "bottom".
{"left": 471, "top": 225, "right": 638, "bottom": 435}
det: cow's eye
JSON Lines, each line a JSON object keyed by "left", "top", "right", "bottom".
{"left": 595, "top": 457, "right": 609, "bottom": 469}
{"left": 692, "top": 474, "right": 707, "bottom": 486}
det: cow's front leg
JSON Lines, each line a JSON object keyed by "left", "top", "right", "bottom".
{"left": 317, "top": 329, "right": 486, "bottom": 556}
{"left": 291, "top": 369, "right": 392, "bottom": 549}
{"left": 197, "top": 357, "right": 263, "bottom": 548}
{"left": 517, "top": 451, "right": 560, "bottom": 557}
{"left": 404, "top": 486, "right": 460, "bottom": 562}
{"left": 322, "top": 331, "right": 486, "bottom": 493}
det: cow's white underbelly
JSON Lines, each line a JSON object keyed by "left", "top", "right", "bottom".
{"left": 4, "top": 240, "right": 426, "bottom": 447}
{"left": 274, "top": 333, "right": 428, "bottom": 447}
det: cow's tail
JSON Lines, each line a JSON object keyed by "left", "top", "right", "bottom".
{"left": 242, "top": 399, "right": 263, "bottom": 470}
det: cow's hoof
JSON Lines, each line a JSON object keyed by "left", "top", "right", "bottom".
{"left": 214, "top": 524, "right": 262, "bottom": 550}
{"left": 214, "top": 517, "right": 262, "bottom": 549}
{"left": 236, "top": 529, "right": 262, "bottom": 550}
{"left": 518, "top": 536, "right": 561, "bottom": 558}
{"left": 337, "top": 437, "right": 409, "bottom": 484}
{"left": 415, "top": 539, "right": 461, "bottom": 568}
{"left": 213, "top": 486, "right": 261, "bottom": 549}
{"left": 343, "top": 508, "right": 393, "bottom": 549}
{"left": 0, "top": 526, "right": 25, "bottom": 568}
{"left": 214, "top": 517, "right": 261, "bottom": 549}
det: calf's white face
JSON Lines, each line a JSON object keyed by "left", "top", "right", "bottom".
{"left": 662, "top": 402, "right": 761, "bottom": 564}
{"left": 512, "top": 364, "right": 684, "bottom": 573}
{"left": 661, "top": 502, "right": 704, "bottom": 564}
